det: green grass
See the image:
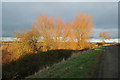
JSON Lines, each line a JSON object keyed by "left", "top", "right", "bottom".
{"left": 28, "top": 47, "right": 104, "bottom": 78}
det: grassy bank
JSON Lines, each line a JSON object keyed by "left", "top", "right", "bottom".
{"left": 2, "top": 49, "right": 74, "bottom": 79}
{"left": 28, "top": 47, "right": 104, "bottom": 78}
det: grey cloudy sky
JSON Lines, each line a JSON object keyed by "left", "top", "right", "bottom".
{"left": 2, "top": 2, "right": 118, "bottom": 38}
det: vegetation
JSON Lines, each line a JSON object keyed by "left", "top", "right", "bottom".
{"left": 2, "top": 42, "right": 96, "bottom": 64}
{"left": 2, "top": 13, "right": 114, "bottom": 79}
{"left": 2, "top": 13, "right": 96, "bottom": 64}
{"left": 28, "top": 47, "right": 104, "bottom": 78}
{"left": 99, "top": 32, "right": 111, "bottom": 43}
{"left": 2, "top": 49, "right": 74, "bottom": 79}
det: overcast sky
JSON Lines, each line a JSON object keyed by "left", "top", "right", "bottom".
{"left": 2, "top": 2, "right": 118, "bottom": 38}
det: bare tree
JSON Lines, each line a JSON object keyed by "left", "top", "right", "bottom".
{"left": 72, "top": 13, "right": 95, "bottom": 49}
{"left": 9, "top": 13, "right": 96, "bottom": 60}
{"left": 33, "top": 15, "right": 67, "bottom": 50}
{"left": 99, "top": 32, "right": 111, "bottom": 43}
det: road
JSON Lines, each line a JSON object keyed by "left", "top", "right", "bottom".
{"left": 98, "top": 45, "right": 119, "bottom": 78}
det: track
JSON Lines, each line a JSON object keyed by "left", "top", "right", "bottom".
{"left": 98, "top": 45, "right": 119, "bottom": 78}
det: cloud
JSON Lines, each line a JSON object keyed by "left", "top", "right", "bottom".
{"left": 2, "top": 2, "right": 118, "bottom": 38}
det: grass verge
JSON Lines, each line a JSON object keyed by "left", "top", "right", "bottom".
{"left": 28, "top": 47, "right": 104, "bottom": 78}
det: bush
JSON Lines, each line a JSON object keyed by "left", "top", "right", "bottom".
{"left": 2, "top": 49, "right": 74, "bottom": 79}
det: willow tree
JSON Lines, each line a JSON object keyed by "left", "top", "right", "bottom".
{"left": 33, "top": 15, "right": 67, "bottom": 51}
{"left": 9, "top": 27, "right": 40, "bottom": 60}
{"left": 61, "top": 22, "right": 77, "bottom": 49}
{"left": 99, "top": 32, "right": 111, "bottom": 43}
{"left": 72, "top": 13, "right": 95, "bottom": 49}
